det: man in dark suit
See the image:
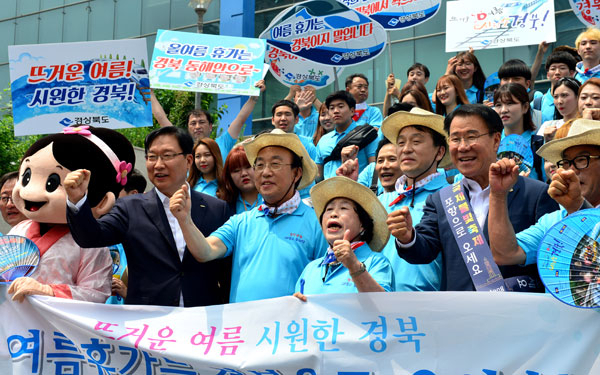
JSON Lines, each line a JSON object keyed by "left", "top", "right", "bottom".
{"left": 387, "top": 104, "right": 558, "bottom": 291}
{"left": 65, "top": 126, "right": 231, "bottom": 307}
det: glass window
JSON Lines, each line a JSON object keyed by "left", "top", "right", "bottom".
{"left": 115, "top": 0, "right": 142, "bottom": 39}
{"left": 170, "top": 0, "right": 197, "bottom": 29}
{"left": 89, "top": 1, "right": 115, "bottom": 41}
{"left": 63, "top": 4, "right": 88, "bottom": 42}
{"left": 41, "top": 0, "right": 65, "bottom": 9}
{"left": 141, "top": 0, "right": 170, "bottom": 35}
{"left": 39, "top": 9, "right": 63, "bottom": 44}
{"left": 0, "top": 22, "right": 15, "bottom": 61}
{"left": 16, "top": 0, "right": 39, "bottom": 15}
{"left": 0, "top": 0, "right": 17, "bottom": 20}
{"left": 15, "top": 15, "right": 39, "bottom": 46}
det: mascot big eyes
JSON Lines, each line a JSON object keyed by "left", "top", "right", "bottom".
{"left": 7, "top": 125, "right": 135, "bottom": 303}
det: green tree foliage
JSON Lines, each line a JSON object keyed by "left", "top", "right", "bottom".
{"left": 116, "top": 90, "right": 227, "bottom": 148}
{"left": 0, "top": 89, "right": 42, "bottom": 175}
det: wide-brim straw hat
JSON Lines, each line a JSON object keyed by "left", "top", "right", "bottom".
{"left": 244, "top": 129, "right": 317, "bottom": 190}
{"left": 381, "top": 107, "right": 452, "bottom": 168}
{"left": 310, "top": 176, "right": 390, "bottom": 253}
{"left": 537, "top": 119, "right": 600, "bottom": 163}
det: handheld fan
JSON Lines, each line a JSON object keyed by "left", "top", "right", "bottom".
{"left": 537, "top": 209, "right": 600, "bottom": 308}
{"left": 0, "top": 235, "right": 40, "bottom": 284}
{"left": 497, "top": 134, "right": 533, "bottom": 174}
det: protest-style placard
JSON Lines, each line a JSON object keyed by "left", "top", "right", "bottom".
{"left": 8, "top": 39, "right": 152, "bottom": 136}
{"left": 445, "top": 0, "right": 556, "bottom": 52}
{"left": 339, "top": 0, "right": 442, "bottom": 29}
{"left": 260, "top": 0, "right": 387, "bottom": 67}
{"left": 1, "top": 289, "right": 599, "bottom": 374}
{"left": 265, "top": 44, "right": 342, "bottom": 88}
{"left": 570, "top": 0, "right": 600, "bottom": 27}
{"left": 149, "top": 29, "right": 266, "bottom": 96}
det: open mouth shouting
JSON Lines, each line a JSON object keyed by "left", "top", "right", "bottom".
{"left": 327, "top": 219, "right": 343, "bottom": 234}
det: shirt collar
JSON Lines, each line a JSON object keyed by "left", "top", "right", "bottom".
{"left": 462, "top": 177, "right": 489, "bottom": 195}
{"left": 335, "top": 121, "right": 357, "bottom": 137}
{"left": 198, "top": 175, "right": 217, "bottom": 185}
{"left": 256, "top": 191, "right": 303, "bottom": 218}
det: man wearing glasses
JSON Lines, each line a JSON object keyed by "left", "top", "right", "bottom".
{"left": 65, "top": 126, "right": 232, "bottom": 307}
{"left": 0, "top": 171, "right": 27, "bottom": 231}
{"left": 169, "top": 130, "right": 328, "bottom": 303}
{"left": 388, "top": 104, "right": 557, "bottom": 291}
{"left": 488, "top": 119, "right": 600, "bottom": 270}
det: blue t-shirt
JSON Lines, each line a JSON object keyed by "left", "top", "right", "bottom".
{"left": 575, "top": 62, "right": 600, "bottom": 83}
{"left": 355, "top": 105, "right": 383, "bottom": 128}
{"left": 295, "top": 107, "right": 319, "bottom": 139}
{"left": 192, "top": 176, "right": 218, "bottom": 197}
{"left": 316, "top": 121, "right": 378, "bottom": 180}
{"left": 465, "top": 85, "right": 482, "bottom": 104}
{"left": 212, "top": 202, "right": 328, "bottom": 303}
{"left": 298, "top": 134, "right": 318, "bottom": 198}
{"left": 295, "top": 243, "right": 394, "bottom": 294}
{"left": 357, "top": 162, "right": 384, "bottom": 195}
{"left": 235, "top": 194, "right": 263, "bottom": 214}
{"left": 517, "top": 208, "right": 566, "bottom": 266}
{"left": 539, "top": 88, "right": 555, "bottom": 124}
{"left": 105, "top": 243, "right": 127, "bottom": 305}
{"left": 216, "top": 131, "right": 237, "bottom": 161}
{"left": 378, "top": 173, "right": 447, "bottom": 291}
{"left": 500, "top": 130, "right": 545, "bottom": 182}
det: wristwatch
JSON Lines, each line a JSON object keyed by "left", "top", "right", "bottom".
{"left": 350, "top": 262, "right": 366, "bottom": 278}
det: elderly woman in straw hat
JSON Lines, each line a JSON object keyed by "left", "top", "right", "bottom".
{"left": 294, "top": 176, "right": 394, "bottom": 300}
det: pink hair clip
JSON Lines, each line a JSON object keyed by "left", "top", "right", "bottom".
{"left": 116, "top": 161, "right": 133, "bottom": 186}
{"left": 62, "top": 126, "right": 92, "bottom": 136}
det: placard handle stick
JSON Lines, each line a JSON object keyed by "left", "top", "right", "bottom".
{"left": 333, "top": 67, "right": 339, "bottom": 92}
{"left": 387, "top": 31, "right": 393, "bottom": 74}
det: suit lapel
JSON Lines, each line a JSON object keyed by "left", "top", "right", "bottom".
{"left": 142, "top": 190, "right": 178, "bottom": 251}
{"left": 190, "top": 191, "right": 206, "bottom": 234}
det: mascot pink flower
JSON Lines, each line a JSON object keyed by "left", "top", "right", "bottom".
{"left": 7, "top": 126, "right": 135, "bottom": 303}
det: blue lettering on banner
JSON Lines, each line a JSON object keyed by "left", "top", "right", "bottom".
{"left": 27, "top": 86, "right": 87, "bottom": 107}
{"left": 7, "top": 329, "right": 42, "bottom": 374}
{"left": 165, "top": 43, "right": 209, "bottom": 57}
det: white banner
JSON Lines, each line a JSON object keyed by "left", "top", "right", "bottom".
{"left": 445, "top": 0, "right": 556, "bottom": 52}
{"left": 1, "top": 286, "right": 599, "bottom": 374}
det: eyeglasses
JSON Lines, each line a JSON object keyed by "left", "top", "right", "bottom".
{"left": 145, "top": 152, "right": 185, "bottom": 163}
{"left": 556, "top": 155, "right": 600, "bottom": 170}
{"left": 0, "top": 196, "right": 12, "bottom": 204}
{"left": 448, "top": 132, "right": 493, "bottom": 146}
{"left": 253, "top": 162, "right": 293, "bottom": 172}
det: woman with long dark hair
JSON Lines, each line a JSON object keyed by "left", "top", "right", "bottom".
{"left": 447, "top": 51, "right": 486, "bottom": 104}
{"left": 187, "top": 138, "right": 223, "bottom": 197}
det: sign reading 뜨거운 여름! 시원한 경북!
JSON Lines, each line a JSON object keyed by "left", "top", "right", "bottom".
{"left": 8, "top": 38, "right": 152, "bottom": 137}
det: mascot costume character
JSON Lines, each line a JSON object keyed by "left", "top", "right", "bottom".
{"left": 7, "top": 125, "right": 135, "bottom": 303}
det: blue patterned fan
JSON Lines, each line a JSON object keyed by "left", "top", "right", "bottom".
{"left": 0, "top": 235, "right": 40, "bottom": 284}
{"left": 537, "top": 209, "right": 600, "bottom": 308}
{"left": 497, "top": 134, "right": 533, "bottom": 174}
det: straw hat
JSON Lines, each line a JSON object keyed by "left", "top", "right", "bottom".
{"left": 310, "top": 176, "right": 390, "bottom": 252}
{"left": 537, "top": 119, "right": 600, "bottom": 163}
{"left": 381, "top": 107, "right": 451, "bottom": 168}
{"left": 244, "top": 129, "right": 317, "bottom": 190}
